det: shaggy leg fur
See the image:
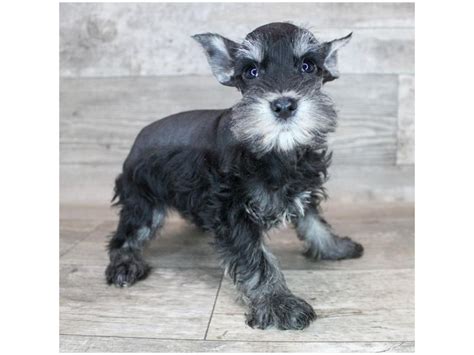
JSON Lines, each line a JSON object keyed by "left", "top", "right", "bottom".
{"left": 106, "top": 196, "right": 165, "bottom": 287}
{"left": 215, "top": 218, "right": 316, "bottom": 330}
{"left": 295, "top": 208, "right": 363, "bottom": 260}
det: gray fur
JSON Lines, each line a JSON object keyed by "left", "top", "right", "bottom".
{"left": 244, "top": 185, "right": 312, "bottom": 229}
{"left": 232, "top": 241, "right": 316, "bottom": 330}
{"left": 123, "top": 208, "right": 165, "bottom": 250}
{"left": 192, "top": 33, "right": 236, "bottom": 85}
{"left": 295, "top": 208, "right": 363, "bottom": 260}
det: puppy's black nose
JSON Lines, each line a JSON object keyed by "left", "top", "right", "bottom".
{"left": 270, "top": 97, "right": 298, "bottom": 119}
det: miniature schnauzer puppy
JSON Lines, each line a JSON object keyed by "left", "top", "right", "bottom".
{"left": 105, "top": 22, "right": 363, "bottom": 330}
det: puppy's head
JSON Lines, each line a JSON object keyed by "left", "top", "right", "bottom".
{"left": 193, "top": 22, "right": 351, "bottom": 154}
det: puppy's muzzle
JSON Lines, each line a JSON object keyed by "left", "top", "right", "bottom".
{"left": 270, "top": 97, "right": 298, "bottom": 120}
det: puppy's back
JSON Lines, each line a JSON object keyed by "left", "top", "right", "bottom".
{"left": 124, "top": 109, "right": 228, "bottom": 169}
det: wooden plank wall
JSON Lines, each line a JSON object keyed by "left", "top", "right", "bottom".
{"left": 60, "top": 3, "right": 414, "bottom": 205}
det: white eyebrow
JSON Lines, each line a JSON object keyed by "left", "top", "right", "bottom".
{"left": 293, "top": 30, "right": 318, "bottom": 57}
{"left": 237, "top": 38, "right": 264, "bottom": 62}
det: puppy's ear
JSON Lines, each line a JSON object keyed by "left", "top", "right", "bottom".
{"left": 320, "top": 32, "right": 352, "bottom": 83}
{"left": 192, "top": 33, "right": 238, "bottom": 87}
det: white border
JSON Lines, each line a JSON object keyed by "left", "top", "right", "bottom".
{"left": 3, "top": 1, "right": 474, "bottom": 354}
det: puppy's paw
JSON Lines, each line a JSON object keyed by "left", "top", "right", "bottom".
{"left": 304, "top": 235, "right": 364, "bottom": 261}
{"left": 323, "top": 235, "right": 364, "bottom": 260}
{"left": 246, "top": 293, "right": 316, "bottom": 330}
{"left": 105, "top": 255, "right": 150, "bottom": 287}
{"left": 336, "top": 236, "right": 364, "bottom": 259}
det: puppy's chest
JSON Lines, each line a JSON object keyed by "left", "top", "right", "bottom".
{"left": 244, "top": 184, "right": 312, "bottom": 229}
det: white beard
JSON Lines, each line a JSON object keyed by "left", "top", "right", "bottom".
{"left": 231, "top": 90, "right": 336, "bottom": 154}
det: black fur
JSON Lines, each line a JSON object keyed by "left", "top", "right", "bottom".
{"left": 105, "top": 22, "right": 363, "bottom": 330}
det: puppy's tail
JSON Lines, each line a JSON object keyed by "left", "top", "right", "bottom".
{"left": 111, "top": 173, "right": 124, "bottom": 206}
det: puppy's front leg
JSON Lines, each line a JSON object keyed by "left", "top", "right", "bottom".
{"left": 215, "top": 220, "right": 316, "bottom": 330}
{"left": 295, "top": 207, "right": 364, "bottom": 260}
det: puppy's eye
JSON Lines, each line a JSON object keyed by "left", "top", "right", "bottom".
{"left": 301, "top": 59, "right": 316, "bottom": 74}
{"left": 244, "top": 64, "right": 259, "bottom": 79}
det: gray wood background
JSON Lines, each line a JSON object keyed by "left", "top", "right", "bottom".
{"left": 60, "top": 3, "right": 414, "bottom": 205}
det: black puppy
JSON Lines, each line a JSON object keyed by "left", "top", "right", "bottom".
{"left": 105, "top": 22, "right": 363, "bottom": 330}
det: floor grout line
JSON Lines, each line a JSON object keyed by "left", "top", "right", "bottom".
{"left": 60, "top": 333, "right": 414, "bottom": 344}
{"left": 59, "top": 262, "right": 414, "bottom": 273}
{"left": 203, "top": 271, "right": 224, "bottom": 340}
{"left": 60, "top": 222, "right": 106, "bottom": 257}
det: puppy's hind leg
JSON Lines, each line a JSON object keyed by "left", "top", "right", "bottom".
{"left": 106, "top": 203, "right": 165, "bottom": 287}
{"left": 105, "top": 176, "right": 166, "bottom": 287}
{"left": 295, "top": 207, "right": 363, "bottom": 260}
